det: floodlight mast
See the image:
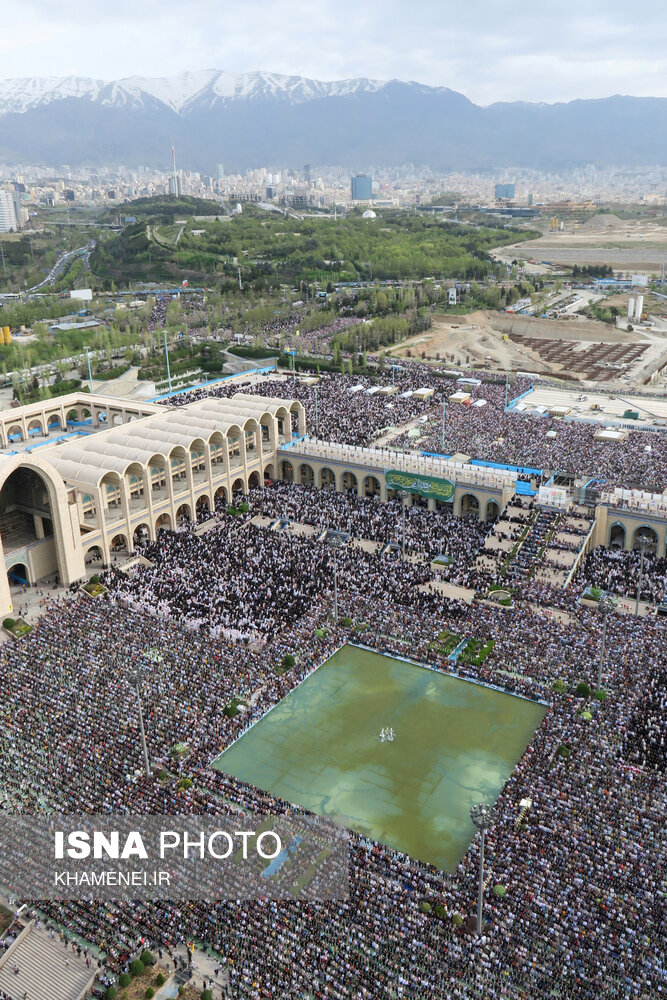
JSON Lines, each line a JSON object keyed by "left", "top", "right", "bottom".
{"left": 597, "top": 595, "right": 615, "bottom": 692}
{"left": 470, "top": 803, "right": 498, "bottom": 935}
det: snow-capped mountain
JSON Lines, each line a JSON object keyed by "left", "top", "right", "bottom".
{"left": 0, "top": 70, "right": 665, "bottom": 172}
{"left": 0, "top": 69, "right": 390, "bottom": 116}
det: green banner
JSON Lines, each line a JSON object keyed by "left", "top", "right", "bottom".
{"left": 385, "top": 470, "right": 455, "bottom": 501}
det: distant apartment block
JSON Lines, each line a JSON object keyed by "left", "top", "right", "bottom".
{"left": 495, "top": 183, "right": 515, "bottom": 200}
{"left": 351, "top": 175, "right": 373, "bottom": 201}
{"left": 0, "top": 190, "right": 19, "bottom": 232}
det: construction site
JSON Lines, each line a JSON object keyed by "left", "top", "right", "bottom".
{"left": 393, "top": 304, "right": 667, "bottom": 391}
{"left": 492, "top": 213, "right": 667, "bottom": 273}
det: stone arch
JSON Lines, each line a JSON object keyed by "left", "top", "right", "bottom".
{"left": 7, "top": 425, "right": 23, "bottom": 442}
{"left": 214, "top": 485, "right": 228, "bottom": 506}
{"left": 133, "top": 522, "right": 151, "bottom": 546}
{"left": 46, "top": 414, "right": 61, "bottom": 431}
{"left": 632, "top": 525, "right": 658, "bottom": 553}
{"left": 110, "top": 533, "right": 128, "bottom": 553}
{"left": 27, "top": 419, "right": 44, "bottom": 437}
{"left": 66, "top": 408, "right": 81, "bottom": 423}
{"left": 460, "top": 492, "right": 480, "bottom": 516}
{"left": 196, "top": 494, "right": 210, "bottom": 515}
{"left": 485, "top": 499, "right": 500, "bottom": 522}
{"left": 231, "top": 477, "right": 246, "bottom": 496}
{"left": 169, "top": 445, "right": 188, "bottom": 489}
{"left": 176, "top": 503, "right": 192, "bottom": 523}
{"left": 156, "top": 512, "right": 171, "bottom": 532}
{"left": 608, "top": 522, "right": 626, "bottom": 549}
{"left": 363, "top": 474, "right": 381, "bottom": 498}
{"left": 320, "top": 467, "right": 336, "bottom": 489}
{"left": 209, "top": 432, "right": 226, "bottom": 469}
{"left": 84, "top": 544, "right": 103, "bottom": 565}
{"left": 111, "top": 412, "right": 124, "bottom": 427}
{"left": 248, "top": 470, "right": 261, "bottom": 490}
{"left": 299, "top": 463, "right": 315, "bottom": 486}
{"left": 263, "top": 463, "right": 275, "bottom": 482}
{"left": 342, "top": 470, "right": 358, "bottom": 493}
{"left": 281, "top": 459, "right": 294, "bottom": 482}
{"left": 0, "top": 456, "right": 85, "bottom": 594}
{"left": 7, "top": 561, "right": 29, "bottom": 585}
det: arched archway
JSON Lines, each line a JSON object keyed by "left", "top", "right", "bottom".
{"left": 0, "top": 467, "right": 55, "bottom": 555}
{"left": 111, "top": 533, "right": 128, "bottom": 553}
{"left": 214, "top": 485, "right": 228, "bottom": 507}
{"left": 66, "top": 408, "right": 80, "bottom": 423}
{"left": 84, "top": 544, "right": 103, "bottom": 566}
{"left": 231, "top": 477, "right": 245, "bottom": 496}
{"left": 27, "top": 419, "right": 43, "bottom": 438}
{"left": 133, "top": 523, "right": 151, "bottom": 546}
{"left": 320, "top": 467, "right": 336, "bottom": 489}
{"left": 176, "top": 503, "right": 191, "bottom": 524}
{"left": 248, "top": 471, "right": 261, "bottom": 490}
{"left": 485, "top": 499, "right": 500, "bottom": 522}
{"left": 196, "top": 495, "right": 210, "bottom": 518}
{"left": 632, "top": 526, "right": 658, "bottom": 553}
{"left": 299, "top": 463, "right": 314, "bottom": 486}
{"left": 156, "top": 512, "right": 171, "bottom": 532}
{"left": 7, "top": 425, "right": 23, "bottom": 442}
{"left": 363, "top": 475, "right": 381, "bottom": 498}
{"left": 111, "top": 412, "right": 124, "bottom": 427}
{"left": 281, "top": 459, "right": 294, "bottom": 482}
{"left": 263, "top": 463, "right": 274, "bottom": 483}
{"left": 342, "top": 471, "right": 358, "bottom": 493}
{"left": 7, "top": 561, "right": 29, "bottom": 586}
{"left": 46, "top": 415, "right": 61, "bottom": 432}
{"left": 609, "top": 523, "right": 626, "bottom": 549}
{"left": 460, "top": 493, "right": 480, "bottom": 517}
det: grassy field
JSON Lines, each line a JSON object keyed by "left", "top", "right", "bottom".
{"left": 213, "top": 645, "right": 546, "bottom": 871}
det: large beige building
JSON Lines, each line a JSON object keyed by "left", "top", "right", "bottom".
{"left": 0, "top": 390, "right": 305, "bottom": 616}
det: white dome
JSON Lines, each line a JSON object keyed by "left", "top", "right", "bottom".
{"left": 362, "top": 209, "right": 377, "bottom": 219}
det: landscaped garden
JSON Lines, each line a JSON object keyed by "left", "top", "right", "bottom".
{"left": 2, "top": 616, "right": 33, "bottom": 639}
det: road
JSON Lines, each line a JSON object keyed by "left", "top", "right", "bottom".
{"left": 26, "top": 240, "right": 95, "bottom": 293}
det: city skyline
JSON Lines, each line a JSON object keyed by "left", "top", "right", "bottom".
{"left": 2, "top": 0, "right": 666, "bottom": 105}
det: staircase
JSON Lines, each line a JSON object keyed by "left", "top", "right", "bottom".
{"left": 0, "top": 922, "right": 95, "bottom": 1000}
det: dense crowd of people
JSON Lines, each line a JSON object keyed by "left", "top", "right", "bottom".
{"left": 577, "top": 545, "right": 667, "bottom": 604}
{"left": 0, "top": 464, "right": 664, "bottom": 999}
{"left": 163, "top": 363, "right": 667, "bottom": 491}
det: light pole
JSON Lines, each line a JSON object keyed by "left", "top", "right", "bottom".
{"left": 126, "top": 659, "right": 151, "bottom": 780}
{"left": 597, "top": 595, "right": 615, "bottom": 692}
{"left": 84, "top": 347, "right": 94, "bottom": 393}
{"left": 163, "top": 331, "right": 172, "bottom": 393}
{"left": 634, "top": 535, "right": 649, "bottom": 618}
{"left": 470, "top": 803, "right": 498, "bottom": 936}
{"left": 327, "top": 536, "right": 342, "bottom": 621}
{"left": 441, "top": 400, "right": 447, "bottom": 453}
{"left": 399, "top": 490, "right": 410, "bottom": 561}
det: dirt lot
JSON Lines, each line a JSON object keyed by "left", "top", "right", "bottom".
{"left": 392, "top": 310, "right": 666, "bottom": 385}
{"left": 493, "top": 214, "right": 667, "bottom": 272}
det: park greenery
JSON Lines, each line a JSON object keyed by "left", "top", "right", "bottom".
{"left": 90, "top": 200, "right": 536, "bottom": 287}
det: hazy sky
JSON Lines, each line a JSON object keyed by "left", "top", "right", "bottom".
{"left": 2, "top": 0, "right": 666, "bottom": 104}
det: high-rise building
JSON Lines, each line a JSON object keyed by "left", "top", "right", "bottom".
{"left": 351, "top": 175, "right": 372, "bottom": 201}
{"left": 168, "top": 175, "right": 182, "bottom": 197}
{"left": 495, "top": 183, "right": 515, "bottom": 200}
{"left": 0, "top": 190, "right": 19, "bottom": 233}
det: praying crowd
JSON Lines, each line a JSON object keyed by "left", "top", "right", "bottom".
{"left": 2, "top": 335, "right": 667, "bottom": 1000}
{"left": 0, "top": 455, "right": 664, "bottom": 1000}
{"left": 166, "top": 365, "right": 667, "bottom": 492}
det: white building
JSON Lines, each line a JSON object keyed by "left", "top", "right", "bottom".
{"left": 0, "top": 190, "right": 19, "bottom": 233}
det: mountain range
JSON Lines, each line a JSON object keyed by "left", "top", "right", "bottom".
{"left": 1, "top": 70, "right": 665, "bottom": 173}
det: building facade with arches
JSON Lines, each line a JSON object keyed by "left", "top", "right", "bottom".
{"left": 0, "top": 391, "right": 305, "bottom": 617}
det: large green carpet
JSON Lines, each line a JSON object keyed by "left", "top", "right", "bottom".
{"left": 212, "top": 645, "right": 546, "bottom": 871}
